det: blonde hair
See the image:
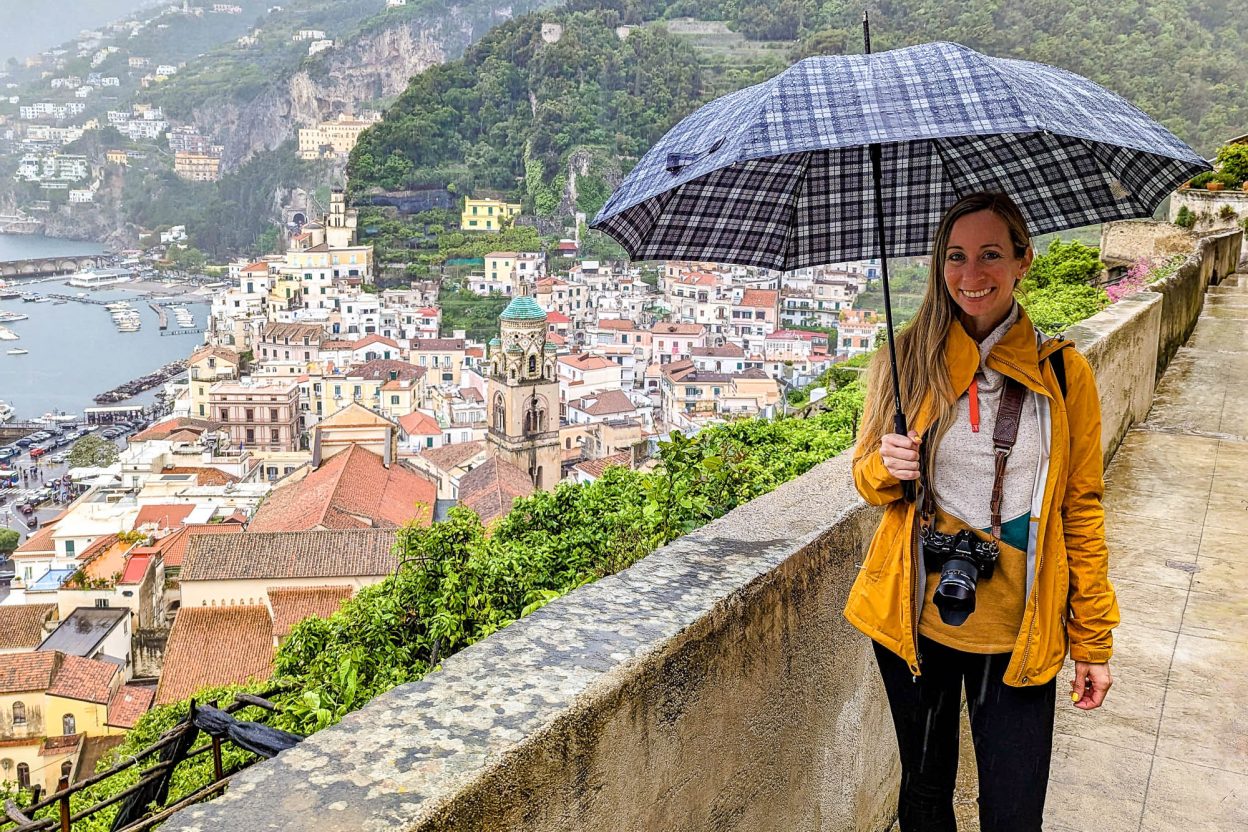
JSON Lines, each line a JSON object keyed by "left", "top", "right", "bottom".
{"left": 855, "top": 192, "right": 1033, "bottom": 466}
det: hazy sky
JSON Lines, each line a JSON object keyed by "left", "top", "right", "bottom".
{"left": 0, "top": 0, "right": 159, "bottom": 65}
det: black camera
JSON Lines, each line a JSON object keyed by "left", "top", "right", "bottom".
{"left": 921, "top": 527, "right": 999, "bottom": 626}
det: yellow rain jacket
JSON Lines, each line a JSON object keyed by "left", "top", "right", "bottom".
{"left": 844, "top": 307, "right": 1120, "bottom": 685}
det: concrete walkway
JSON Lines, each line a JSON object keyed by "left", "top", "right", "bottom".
{"left": 1045, "top": 273, "right": 1248, "bottom": 832}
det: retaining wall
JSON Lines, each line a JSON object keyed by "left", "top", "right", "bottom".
{"left": 166, "top": 236, "right": 1233, "bottom": 832}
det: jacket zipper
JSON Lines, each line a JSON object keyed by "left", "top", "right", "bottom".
{"left": 910, "top": 506, "right": 921, "bottom": 675}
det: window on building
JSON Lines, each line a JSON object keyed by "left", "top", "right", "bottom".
{"left": 267, "top": 466, "right": 278, "bottom": 480}
{"left": 390, "top": 395, "right": 400, "bottom": 405}
{"left": 16, "top": 763, "right": 29, "bottom": 790}
{"left": 63, "top": 714, "right": 76, "bottom": 735}
{"left": 12, "top": 701, "right": 26, "bottom": 726}
{"left": 244, "top": 408, "right": 254, "bottom": 422}
{"left": 94, "top": 599, "right": 108, "bottom": 609}
{"left": 270, "top": 429, "right": 279, "bottom": 442}
{"left": 269, "top": 408, "right": 278, "bottom": 422}
{"left": 61, "top": 759, "right": 73, "bottom": 778}
{"left": 246, "top": 428, "right": 255, "bottom": 443}
{"left": 65, "top": 540, "right": 75, "bottom": 557}
{"left": 220, "top": 408, "right": 229, "bottom": 422}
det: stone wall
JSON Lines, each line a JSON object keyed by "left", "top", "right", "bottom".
{"left": 166, "top": 237, "right": 1236, "bottom": 832}
{"left": 1168, "top": 188, "right": 1248, "bottom": 259}
{"left": 166, "top": 454, "right": 899, "bottom": 832}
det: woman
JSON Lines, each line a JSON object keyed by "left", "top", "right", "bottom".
{"left": 843, "top": 192, "right": 1120, "bottom": 831}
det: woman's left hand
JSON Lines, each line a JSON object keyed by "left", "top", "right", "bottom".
{"left": 1071, "top": 661, "right": 1113, "bottom": 710}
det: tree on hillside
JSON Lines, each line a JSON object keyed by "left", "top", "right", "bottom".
{"left": 0, "top": 528, "right": 19, "bottom": 556}
{"left": 69, "top": 435, "right": 120, "bottom": 469}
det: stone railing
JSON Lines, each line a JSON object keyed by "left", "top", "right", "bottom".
{"left": 166, "top": 231, "right": 1239, "bottom": 832}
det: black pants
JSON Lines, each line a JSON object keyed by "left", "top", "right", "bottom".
{"left": 874, "top": 637, "right": 1056, "bottom": 832}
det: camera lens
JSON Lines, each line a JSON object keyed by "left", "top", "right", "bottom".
{"left": 933, "top": 556, "right": 979, "bottom": 626}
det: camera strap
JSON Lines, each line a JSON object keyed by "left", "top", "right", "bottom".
{"left": 989, "top": 377, "right": 1027, "bottom": 543}
{"left": 918, "top": 375, "right": 1027, "bottom": 546}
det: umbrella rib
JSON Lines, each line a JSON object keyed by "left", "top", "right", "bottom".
{"left": 781, "top": 151, "right": 815, "bottom": 271}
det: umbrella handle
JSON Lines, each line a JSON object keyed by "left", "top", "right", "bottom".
{"left": 893, "top": 410, "right": 917, "bottom": 503}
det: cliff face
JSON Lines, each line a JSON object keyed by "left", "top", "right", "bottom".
{"left": 197, "top": 4, "right": 540, "bottom": 170}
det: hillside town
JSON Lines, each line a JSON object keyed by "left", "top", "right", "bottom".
{"left": 0, "top": 180, "right": 887, "bottom": 792}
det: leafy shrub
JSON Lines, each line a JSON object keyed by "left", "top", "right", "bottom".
{"left": 1175, "top": 205, "right": 1196, "bottom": 229}
{"left": 1023, "top": 239, "right": 1104, "bottom": 291}
{"left": 1214, "top": 142, "right": 1248, "bottom": 184}
{"left": 1218, "top": 205, "right": 1238, "bottom": 221}
{"left": 1189, "top": 171, "right": 1217, "bottom": 188}
{"left": 1019, "top": 283, "right": 1110, "bottom": 334}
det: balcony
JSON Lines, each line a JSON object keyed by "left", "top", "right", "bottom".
{"left": 158, "top": 230, "right": 1247, "bottom": 831}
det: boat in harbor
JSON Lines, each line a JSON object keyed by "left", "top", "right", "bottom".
{"left": 0, "top": 310, "right": 29, "bottom": 323}
{"left": 6, "top": 348, "right": 28, "bottom": 355}
{"left": 0, "top": 401, "right": 14, "bottom": 422}
{"left": 0, "top": 326, "right": 18, "bottom": 340}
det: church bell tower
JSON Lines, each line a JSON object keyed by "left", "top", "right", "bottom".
{"left": 486, "top": 295, "right": 561, "bottom": 490}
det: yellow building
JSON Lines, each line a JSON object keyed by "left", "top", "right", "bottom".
{"left": 174, "top": 150, "right": 222, "bottom": 182}
{"left": 297, "top": 113, "right": 379, "bottom": 161}
{"left": 189, "top": 346, "right": 241, "bottom": 420}
{"left": 105, "top": 149, "right": 129, "bottom": 166}
{"left": 461, "top": 197, "right": 521, "bottom": 231}
{"left": 0, "top": 651, "right": 151, "bottom": 792}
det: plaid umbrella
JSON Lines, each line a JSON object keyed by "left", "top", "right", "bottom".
{"left": 590, "top": 40, "right": 1209, "bottom": 269}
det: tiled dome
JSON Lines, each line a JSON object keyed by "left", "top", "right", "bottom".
{"left": 499, "top": 296, "right": 547, "bottom": 321}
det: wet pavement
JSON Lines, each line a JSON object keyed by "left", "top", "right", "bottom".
{"left": 1046, "top": 274, "right": 1248, "bottom": 831}
{"left": 888, "top": 273, "right": 1248, "bottom": 832}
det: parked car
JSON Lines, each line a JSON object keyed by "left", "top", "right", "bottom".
{"left": 49, "top": 452, "right": 69, "bottom": 464}
{"left": 14, "top": 437, "right": 35, "bottom": 448}
{"left": 28, "top": 447, "right": 47, "bottom": 460}
{"left": 0, "top": 447, "right": 17, "bottom": 461}
{"left": 29, "top": 432, "right": 50, "bottom": 441}
{"left": 16, "top": 502, "right": 34, "bottom": 516}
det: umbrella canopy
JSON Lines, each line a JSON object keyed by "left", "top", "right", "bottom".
{"left": 591, "top": 41, "right": 1209, "bottom": 269}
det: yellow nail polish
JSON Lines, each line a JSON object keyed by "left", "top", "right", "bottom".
{"left": 1071, "top": 690, "right": 1081, "bottom": 702}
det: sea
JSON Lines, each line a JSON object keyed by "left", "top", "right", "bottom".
{"left": 1, "top": 234, "right": 211, "bottom": 421}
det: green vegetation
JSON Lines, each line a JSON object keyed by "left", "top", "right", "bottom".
{"left": 7, "top": 378, "right": 866, "bottom": 826}
{"left": 68, "top": 435, "right": 120, "bottom": 468}
{"left": 1017, "top": 239, "right": 1110, "bottom": 333}
{"left": 1214, "top": 142, "right": 1248, "bottom": 185}
{"left": 349, "top": 9, "right": 705, "bottom": 219}
{"left": 122, "top": 142, "right": 329, "bottom": 259}
{"left": 852, "top": 260, "right": 927, "bottom": 322}
{"left": 437, "top": 287, "right": 511, "bottom": 340}
{"left": 0, "top": 528, "right": 19, "bottom": 555}
{"left": 1175, "top": 205, "right": 1196, "bottom": 229}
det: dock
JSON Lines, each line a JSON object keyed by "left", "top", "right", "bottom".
{"left": 93, "top": 359, "right": 188, "bottom": 404}
{"left": 149, "top": 302, "right": 168, "bottom": 329}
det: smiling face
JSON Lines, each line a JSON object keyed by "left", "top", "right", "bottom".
{"left": 943, "top": 209, "right": 1033, "bottom": 339}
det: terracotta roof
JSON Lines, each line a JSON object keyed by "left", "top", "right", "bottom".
{"left": 189, "top": 345, "right": 240, "bottom": 366}
{"left": 418, "top": 440, "right": 486, "bottom": 472}
{"left": 261, "top": 322, "right": 324, "bottom": 343}
{"left": 546, "top": 311, "right": 571, "bottom": 324}
{"left": 47, "top": 654, "right": 118, "bottom": 704}
{"left": 155, "top": 606, "right": 274, "bottom": 705}
{"left": 558, "top": 354, "right": 616, "bottom": 371}
{"left": 241, "top": 261, "right": 269, "bottom": 273}
{"left": 247, "top": 445, "right": 435, "bottom": 532}
{"left": 159, "top": 466, "right": 240, "bottom": 486}
{"left": 347, "top": 359, "right": 423, "bottom": 381}
{"left": 691, "top": 344, "right": 746, "bottom": 358}
{"left": 13, "top": 522, "right": 58, "bottom": 556}
{"left": 547, "top": 332, "right": 567, "bottom": 346}
{"left": 133, "top": 417, "right": 219, "bottom": 443}
{"left": 74, "top": 532, "right": 120, "bottom": 563}
{"left": 159, "top": 523, "right": 244, "bottom": 569}
{"left": 321, "top": 339, "right": 354, "bottom": 350}
{"left": 0, "top": 652, "right": 59, "bottom": 694}
{"left": 573, "top": 452, "right": 633, "bottom": 481}
{"left": 738, "top": 289, "right": 778, "bottom": 308}
{"left": 417, "top": 306, "right": 440, "bottom": 316}
{"left": 458, "top": 457, "right": 534, "bottom": 525}
{"left": 40, "top": 734, "right": 82, "bottom": 756}
{"left": 134, "top": 504, "right": 196, "bottom": 531}
{"left": 409, "top": 338, "right": 467, "bottom": 351}
{"left": 595, "top": 319, "right": 637, "bottom": 331}
{"left": 106, "top": 684, "right": 155, "bottom": 729}
{"left": 351, "top": 334, "right": 400, "bottom": 350}
{"left": 460, "top": 388, "right": 484, "bottom": 403}
{"left": 650, "top": 323, "right": 704, "bottom": 335}
{"left": 398, "top": 411, "right": 441, "bottom": 436}
{"left": 567, "top": 389, "right": 636, "bottom": 416}
{"left": 268, "top": 586, "right": 353, "bottom": 638}
{"left": 182, "top": 529, "right": 399, "bottom": 582}
{"left": 0, "top": 604, "right": 57, "bottom": 651}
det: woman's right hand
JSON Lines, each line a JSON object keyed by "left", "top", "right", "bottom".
{"left": 879, "top": 431, "right": 922, "bottom": 481}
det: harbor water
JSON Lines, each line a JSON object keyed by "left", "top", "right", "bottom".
{"left": 1, "top": 236, "right": 210, "bottom": 421}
